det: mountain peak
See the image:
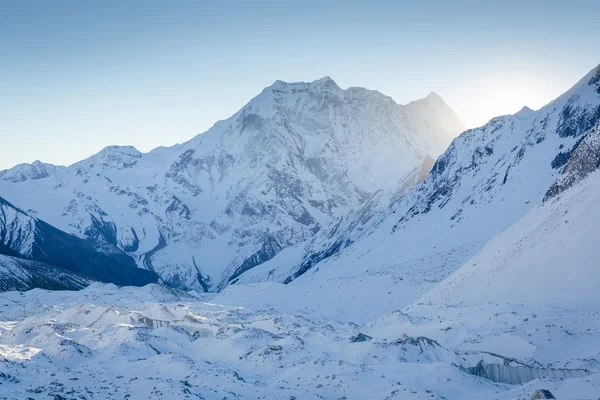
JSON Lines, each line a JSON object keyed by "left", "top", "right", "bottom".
{"left": 426, "top": 91, "right": 443, "bottom": 100}
{"left": 515, "top": 105, "right": 535, "bottom": 118}
{"left": 423, "top": 92, "right": 449, "bottom": 108}
{"left": 100, "top": 145, "right": 141, "bottom": 154}
{"left": 91, "top": 145, "right": 142, "bottom": 160}
{"left": 311, "top": 76, "right": 336, "bottom": 86}
{"left": 0, "top": 160, "right": 63, "bottom": 182}
{"left": 1, "top": 75, "right": 467, "bottom": 292}
{"left": 407, "top": 91, "right": 448, "bottom": 109}
{"left": 268, "top": 76, "right": 340, "bottom": 92}
{"left": 76, "top": 145, "right": 143, "bottom": 170}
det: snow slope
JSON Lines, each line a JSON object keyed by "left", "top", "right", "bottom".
{"left": 0, "top": 77, "right": 465, "bottom": 291}
{"left": 359, "top": 170, "right": 600, "bottom": 397}
{"left": 0, "top": 195, "right": 157, "bottom": 288}
{"left": 415, "top": 170, "right": 600, "bottom": 312}
{"left": 0, "top": 283, "right": 563, "bottom": 400}
{"left": 0, "top": 254, "right": 91, "bottom": 292}
{"left": 210, "top": 140, "right": 600, "bottom": 399}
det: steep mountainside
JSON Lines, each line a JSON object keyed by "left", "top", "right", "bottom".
{"left": 362, "top": 169, "right": 600, "bottom": 396}
{"left": 414, "top": 169, "right": 600, "bottom": 312}
{"left": 0, "top": 254, "right": 91, "bottom": 291}
{"left": 0, "top": 77, "right": 464, "bottom": 291}
{"left": 0, "top": 195, "right": 157, "bottom": 288}
{"left": 222, "top": 63, "right": 600, "bottom": 322}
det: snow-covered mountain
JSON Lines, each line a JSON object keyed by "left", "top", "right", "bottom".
{"left": 0, "top": 160, "right": 65, "bottom": 183}
{"left": 0, "top": 195, "right": 157, "bottom": 288}
{"left": 0, "top": 254, "right": 91, "bottom": 291}
{"left": 202, "top": 63, "right": 600, "bottom": 399}
{"left": 225, "top": 63, "right": 600, "bottom": 321}
{"left": 1, "top": 66, "right": 600, "bottom": 399}
{"left": 0, "top": 77, "right": 465, "bottom": 291}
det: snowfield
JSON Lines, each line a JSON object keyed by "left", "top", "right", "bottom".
{"left": 0, "top": 284, "right": 509, "bottom": 400}
{"left": 0, "top": 273, "right": 598, "bottom": 399}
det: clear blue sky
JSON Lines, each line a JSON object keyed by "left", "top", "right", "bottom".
{"left": 1, "top": 0, "right": 599, "bottom": 169}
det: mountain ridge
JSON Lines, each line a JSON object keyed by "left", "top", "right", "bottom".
{"left": 0, "top": 77, "right": 462, "bottom": 176}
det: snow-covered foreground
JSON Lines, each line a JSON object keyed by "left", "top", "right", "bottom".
{"left": 0, "top": 281, "right": 597, "bottom": 399}
{"left": 0, "top": 284, "right": 503, "bottom": 400}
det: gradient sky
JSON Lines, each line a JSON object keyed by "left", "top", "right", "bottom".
{"left": 1, "top": 0, "right": 599, "bottom": 170}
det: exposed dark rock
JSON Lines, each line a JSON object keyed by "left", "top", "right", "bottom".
{"left": 0, "top": 196, "right": 157, "bottom": 288}
{"left": 550, "top": 137, "right": 584, "bottom": 169}
{"left": 166, "top": 196, "right": 191, "bottom": 221}
{"left": 284, "top": 238, "right": 351, "bottom": 284}
{"left": 590, "top": 65, "right": 600, "bottom": 94}
{"left": 228, "top": 235, "right": 282, "bottom": 283}
{"left": 531, "top": 389, "right": 556, "bottom": 399}
{"left": 85, "top": 211, "right": 118, "bottom": 246}
{"left": 143, "top": 231, "right": 167, "bottom": 274}
{"left": 557, "top": 101, "right": 600, "bottom": 139}
{"left": 165, "top": 149, "right": 203, "bottom": 196}
{"left": 121, "top": 227, "right": 140, "bottom": 252}
{"left": 545, "top": 126, "right": 600, "bottom": 200}
{"left": 350, "top": 333, "right": 373, "bottom": 343}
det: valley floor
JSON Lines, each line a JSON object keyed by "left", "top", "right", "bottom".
{"left": 0, "top": 283, "right": 598, "bottom": 400}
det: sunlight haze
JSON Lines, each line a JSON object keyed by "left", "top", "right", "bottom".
{"left": 1, "top": 0, "right": 598, "bottom": 169}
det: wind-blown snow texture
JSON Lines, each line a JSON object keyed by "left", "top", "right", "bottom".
{"left": 0, "top": 78, "right": 465, "bottom": 292}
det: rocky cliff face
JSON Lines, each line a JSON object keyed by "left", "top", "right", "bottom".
{"left": 0, "top": 77, "right": 465, "bottom": 291}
